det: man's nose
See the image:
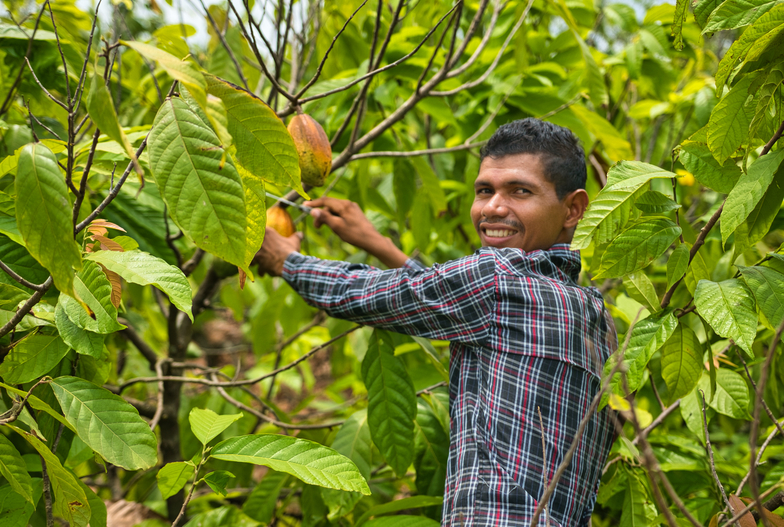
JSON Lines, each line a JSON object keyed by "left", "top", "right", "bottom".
{"left": 483, "top": 193, "right": 509, "bottom": 217}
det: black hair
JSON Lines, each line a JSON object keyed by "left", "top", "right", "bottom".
{"left": 479, "top": 118, "right": 586, "bottom": 199}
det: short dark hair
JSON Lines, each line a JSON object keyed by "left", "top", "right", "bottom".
{"left": 479, "top": 118, "right": 586, "bottom": 199}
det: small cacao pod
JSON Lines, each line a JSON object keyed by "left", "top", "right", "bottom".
{"left": 267, "top": 205, "right": 295, "bottom": 237}
{"left": 288, "top": 114, "right": 332, "bottom": 187}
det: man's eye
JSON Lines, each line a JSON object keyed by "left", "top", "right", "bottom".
{"left": 515, "top": 188, "right": 531, "bottom": 194}
{"left": 476, "top": 188, "right": 492, "bottom": 195}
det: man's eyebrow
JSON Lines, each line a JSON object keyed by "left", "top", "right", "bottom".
{"left": 474, "top": 178, "right": 540, "bottom": 189}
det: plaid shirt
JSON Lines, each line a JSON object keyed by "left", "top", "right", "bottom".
{"left": 283, "top": 244, "right": 617, "bottom": 526}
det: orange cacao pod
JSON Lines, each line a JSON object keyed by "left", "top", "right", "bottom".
{"left": 287, "top": 114, "right": 332, "bottom": 187}
{"left": 267, "top": 206, "right": 296, "bottom": 237}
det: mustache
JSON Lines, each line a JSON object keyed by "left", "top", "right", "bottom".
{"left": 479, "top": 218, "right": 523, "bottom": 230}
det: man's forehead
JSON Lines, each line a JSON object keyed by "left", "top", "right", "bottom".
{"left": 475, "top": 154, "right": 551, "bottom": 188}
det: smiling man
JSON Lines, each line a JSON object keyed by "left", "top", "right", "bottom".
{"left": 255, "top": 118, "right": 617, "bottom": 526}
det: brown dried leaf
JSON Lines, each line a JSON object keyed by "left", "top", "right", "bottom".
{"left": 728, "top": 495, "right": 756, "bottom": 527}
{"left": 89, "top": 219, "right": 126, "bottom": 232}
{"left": 99, "top": 264, "right": 123, "bottom": 308}
{"left": 763, "top": 509, "right": 784, "bottom": 527}
{"left": 238, "top": 268, "right": 246, "bottom": 289}
{"left": 92, "top": 234, "right": 125, "bottom": 252}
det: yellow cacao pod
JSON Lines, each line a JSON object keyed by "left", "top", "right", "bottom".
{"left": 288, "top": 114, "right": 332, "bottom": 187}
{"left": 267, "top": 206, "right": 296, "bottom": 237}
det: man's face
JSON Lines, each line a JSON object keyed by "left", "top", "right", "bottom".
{"left": 471, "top": 153, "right": 574, "bottom": 252}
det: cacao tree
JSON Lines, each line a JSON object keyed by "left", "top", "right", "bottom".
{"left": 0, "top": 0, "right": 782, "bottom": 525}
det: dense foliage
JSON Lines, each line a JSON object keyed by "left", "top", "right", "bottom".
{"left": 0, "top": 0, "right": 783, "bottom": 525}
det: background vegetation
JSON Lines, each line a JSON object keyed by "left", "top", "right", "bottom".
{"left": 0, "top": 0, "right": 783, "bottom": 525}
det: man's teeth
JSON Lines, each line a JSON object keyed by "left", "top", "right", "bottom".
{"left": 485, "top": 229, "right": 515, "bottom": 238}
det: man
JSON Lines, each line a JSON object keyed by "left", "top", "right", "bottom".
{"left": 256, "top": 118, "right": 617, "bottom": 526}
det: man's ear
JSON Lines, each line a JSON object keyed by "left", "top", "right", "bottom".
{"left": 562, "top": 189, "right": 589, "bottom": 229}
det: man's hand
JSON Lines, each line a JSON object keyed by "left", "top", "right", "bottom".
{"left": 254, "top": 228, "right": 301, "bottom": 276}
{"left": 305, "top": 197, "right": 408, "bottom": 268}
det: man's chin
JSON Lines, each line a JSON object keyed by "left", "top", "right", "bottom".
{"left": 480, "top": 234, "right": 523, "bottom": 249}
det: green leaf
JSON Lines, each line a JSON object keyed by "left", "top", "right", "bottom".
{"left": 707, "top": 75, "right": 756, "bottom": 165}
{"left": 721, "top": 148, "right": 784, "bottom": 244}
{"left": 204, "top": 74, "right": 305, "bottom": 198}
{"left": 661, "top": 323, "right": 704, "bottom": 404}
{"left": 0, "top": 381, "right": 77, "bottom": 435}
{"left": 9, "top": 424, "right": 91, "bottom": 527}
{"left": 572, "top": 105, "right": 632, "bottom": 161}
{"left": 50, "top": 376, "right": 158, "bottom": 471}
{"left": 189, "top": 408, "right": 243, "bottom": 445}
{"left": 705, "top": 0, "right": 781, "bottom": 32}
{"left": 0, "top": 335, "right": 70, "bottom": 384}
{"left": 620, "top": 469, "right": 657, "bottom": 527}
{"left": 321, "top": 409, "right": 372, "bottom": 519}
{"left": 54, "top": 299, "right": 105, "bottom": 358}
{"left": 363, "top": 516, "right": 441, "bottom": 527}
{"left": 0, "top": 433, "right": 33, "bottom": 503}
{"left": 634, "top": 191, "right": 681, "bottom": 213}
{"left": 572, "top": 162, "right": 677, "bottom": 250}
{"left": 750, "top": 63, "right": 784, "bottom": 142}
{"left": 409, "top": 155, "right": 447, "bottom": 213}
{"left": 698, "top": 368, "right": 751, "bottom": 419}
{"left": 623, "top": 271, "right": 660, "bottom": 313}
{"left": 243, "top": 471, "right": 288, "bottom": 523}
{"left": 0, "top": 483, "right": 37, "bottom": 527}
{"left": 236, "top": 162, "right": 266, "bottom": 266}
{"left": 84, "top": 249, "right": 193, "bottom": 320}
{"left": 715, "top": 5, "right": 784, "bottom": 92}
{"left": 694, "top": 279, "right": 758, "bottom": 355}
{"left": 666, "top": 243, "right": 690, "bottom": 289}
{"left": 0, "top": 283, "right": 29, "bottom": 310}
{"left": 732, "top": 169, "right": 784, "bottom": 255}
{"left": 356, "top": 496, "right": 444, "bottom": 527}
{"left": 0, "top": 235, "right": 49, "bottom": 293}
{"left": 413, "top": 396, "right": 449, "bottom": 497}
{"left": 72, "top": 260, "right": 125, "bottom": 334}
{"left": 679, "top": 138, "right": 741, "bottom": 193}
{"left": 147, "top": 97, "right": 250, "bottom": 273}
{"left": 77, "top": 477, "right": 107, "bottom": 527}
{"left": 601, "top": 310, "right": 678, "bottom": 408}
{"left": 85, "top": 71, "right": 139, "bottom": 174}
{"left": 14, "top": 143, "right": 82, "bottom": 295}
{"left": 739, "top": 265, "right": 784, "bottom": 329}
{"left": 210, "top": 434, "right": 371, "bottom": 495}
{"left": 672, "top": 0, "right": 689, "bottom": 49}
{"left": 684, "top": 242, "right": 712, "bottom": 294}
{"left": 594, "top": 218, "right": 681, "bottom": 279}
{"left": 123, "top": 41, "right": 207, "bottom": 109}
{"left": 362, "top": 330, "right": 417, "bottom": 477}
{"left": 157, "top": 461, "right": 195, "bottom": 500}
{"left": 202, "top": 470, "right": 234, "bottom": 496}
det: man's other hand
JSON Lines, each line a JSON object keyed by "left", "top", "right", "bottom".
{"left": 254, "top": 228, "right": 302, "bottom": 276}
{"left": 305, "top": 197, "right": 408, "bottom": 268}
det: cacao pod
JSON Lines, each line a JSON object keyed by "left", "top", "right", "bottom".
{"left": 267, "top": 205, "right": 295, "bottom": 237}
{"left": 287, "top": 114, "right": 332, "bottom": 187}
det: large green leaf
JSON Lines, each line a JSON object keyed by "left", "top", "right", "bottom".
{"left": 572, "top": 105, "right": 633, "bottom": 161}
{"left": 679, "top": 138, "right": 741, "bottom": 193}
{"left": 620, "top": 469, "right": 657, "bottom": 527}
{"left": 721, "top": 148, "right": 784, "bottom": 244}
{"left": 634, "top": 191, "right": 681, "bottom": 214}
{"left": 50, "top": 376, "right": 158, "bottom": 471}
{"left": 572, "top": 162, "right": 676, "bottom": 249}
{"left": 189, "top": 408, "right": 243, "bottom": 445}
{"left": 0, "top": 433, "right": 33, "bottom": 503}
{"left": 204, "top": 74, "right": 305, "bottom": 198}
{"left": 0, "top": 283, "right": 30, "bottom": 311}
{"left": 594, "top": 218, "right": 681, "bottom": 279}
{"left": 671, "top": 0, "right": 688, "bottom": 49}
{"left": 85, "top": 71, "right": 137, "bottom": 171}
{"left": 157, "top": 461, "right": 196, "bottom": 499}
{"left": 0, "top": 335, "right": 70, "bottom": 384}
{"left": 210, "top": 434, "right": 371, "bottom": 495}
{"left": 694, "top": 279, "right": 758, "bottom": 355}
{"left": 14, "top": 143, "right": 82, "bottom": 295}
{"left": 750, "top": 63, "right": 784, "bottom": 142}
{"left": 362, "top": 330, "right": 417, "bottom": 477}
{"left": 243, "top": 471, "right": 288, "bottom": 523}
{"left": 54, "top": 299, "right": 105, "bottom": 358}
{"left": 84, "top": 249, "right": 193, "bottom": 319}
{"left": 661, "top": 324, "right": 704, "bottom": 404}
{"left": 235, "top": 162, "right": 266, "bottom": 266}
{"left": 356, "top": 496, "right": 444, "bottom": 527}
{"left": 601, "top": 310, "right": 678, "bottom": 408}
{"left": 77, "top": 477, "right": 107, "bottom": 527}
{"left": 739, "top": 265, "right": 784, "bottom": 329}
{"left": 10, "top": 424, "right": 91, "bottom": 527}
{"left": 698, "top": 369, "right": 751, "bottom": 419}
{"left": 0, "top": 483, "right": 37, "bottom": 527}
{"left": 707, "top": 75, "right": 756, "bottom": 165}
{"left": 363, "top": 516, "right": 441, "bottom": 527}
{"left": 72, "top": 260, "right": 124, "bottom": 334}
{"left": 0, "top": 381, "right": 77, "bottom": 435}
{"left": 148, "top": 97, "right": 250, "bottom": 272}
{"left": 623, "top": 271, "right": 660, "bottom": 313}
{"left": 704, "top": 0, "right": 781, "bottom": 32}
{"left": 123, "top": 41, "right": 207, "bottom": 109}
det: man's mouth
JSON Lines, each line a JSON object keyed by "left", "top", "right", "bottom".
{"left": 484, "top": 229, "right": 517, "bottom": 238}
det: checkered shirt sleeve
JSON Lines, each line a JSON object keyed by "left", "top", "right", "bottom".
{"left": 282, "top": 246, "right": 617, "bottom": 527}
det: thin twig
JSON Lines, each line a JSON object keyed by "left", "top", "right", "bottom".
{"left": 149, "top": 358, "right": 167, "bottom": 430}
{"left": 349, "top": 141, "right": 486, "bottom": 161}
{"left": 23, "top": 58, "right": 68, "bottom": 111}
{"left": 0, "top": 2, "right": 47, "bottom": 116}
{"left": 0, "top": 260, "right": 47, "bottom": 291}
{"left": 0, "top": 277, "right": 52, "bottom": 338}
{"left": 701, "top": 389, "right": 736, "bottom": 524}
{"left": 537, "top": 406, "right": 551, "bottom": 527}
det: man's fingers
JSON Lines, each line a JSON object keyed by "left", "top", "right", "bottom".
{"left": 305, "top": 196, "right": 348, "bottom": 214}
{"left": 311, "top": 208, "right": 345, "bottom": 230}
